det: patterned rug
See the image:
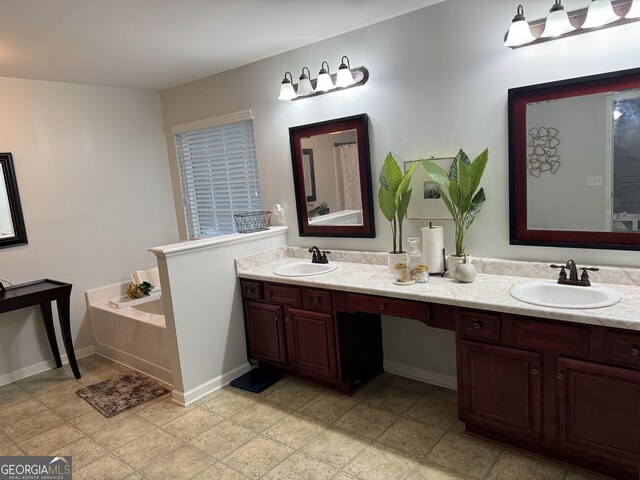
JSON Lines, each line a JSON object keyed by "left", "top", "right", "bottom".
{"left": 76, "top": 371, "right": 170, "bottom": 418}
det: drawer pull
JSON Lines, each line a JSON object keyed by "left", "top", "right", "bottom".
{"left": 530, "top": 368, "right": 538, "bottom": 376}
{"left": 473, "top": 322, "right": 481, "bottom": 330}
{"left": 631, "top": 348, "right": 639, "bottom": 357}
{"left": 246, "top": 287, "right": 255, "bottom": 293}
{"left": 556, "top": 372, "right": 564, "bottom": 380}
{"left": 312, "top": 297, "right": 320, "bottom": 305}
{"left": 379, "top": 304, "right": 385, "bottom": 311}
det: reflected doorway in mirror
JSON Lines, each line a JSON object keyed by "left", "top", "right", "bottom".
{"left": 405, "top": 157, "right": 454, "bottom": 220}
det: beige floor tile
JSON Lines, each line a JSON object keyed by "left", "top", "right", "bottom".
{"left": 407, "top": 461, "right": 476, "bottom": 480}
{"left": 19, "top": 423, "right": 84, "bottom": 455}
{"left": 78, "top": 367, "right": 129, "bottom": 387}
{"left": 332, "top": 474, "right": 358, "bottom": 480}
{"left": 301, "top": 426, "right": 370, "bottom": 469}
{"left": 266, "top": 380, "right": 321, "bottom": 409}
{"left": 37, "top": 387, "right": 95, "bottom": 419}
{"left": 91, "top": 414, "right": 154, "bottom": 450}
{"left": 385, "top": 375, "right": 433, "bottom": 393}
{"left": 378, "top": 418, "right": 446, "bottom": 459}
{"left": 297, "top": 391, "right": 358, "bottom": 423}
{"left": 136, "top": 397, "right": 190, "bottom": 425}
{"left": 263, "top": 412, "right": 325, "bottom": 449}
{"left": 224, "top": 436, "right": 294, "bottom": 479}
{"left": 142, "top": 445, "right": 213, "bottom": 480}
{"left": 360, "top": 385, "right": 422, "bottom": 414}
{"left": 114, "top": 428, "right": 183, "bottom": 469}
{"left": 230, "top": 400, "right": 290, "bottom": 433}
{"left": 565, "top": 472, "right": 603, "bottom": 480}
{"left": 428, "top": 386, "right": 459, "bottom": 403}
{"left": 405, "top": 395, "right": 459, "bottom": 430}
{"left": 449, "top": 420, "right": 466, "bottom": 434}
{"left": 3, "top": 409, "right": 64, "bottom": 443}
{"left": 15, "top": 369, "right": 76, "bottom": 396}
{"left": 426, "top": 433, "right": 501, "bottom": 480}
{"left": 201, "top": 389, "right": 257, "bottom": 418}
{"left": 125, "top": 474, "right": 144, "bottom": 480}
{"left": 192, "top": 462, "right": 248, "bottom": 479}
{"left": 62, "top": 355, "right": 115, "bottom": 378}
{"left": 162, "top": 407, "right": 224, "bottom": 441}
{"left": 0, "top": 398, "right": 47, "bottom": 427}
{"left": 262, "top": 451, "right": 336, "bottom": 480}
{"left": 334, "top": 403, "right": 397, "bottom": 439}
{"left": 344, "top": 443, "right": 420, "bottom": 480}
{"left": 0, "top": 384, "right": 32, "bottom": 410}
{"left": 189, "top": 420, "right": 255, "bottom": 459}
{"left": 0, "top": 432, "right": 22, "bottom": 455}
{"left": 48, "top": 436, "right": 108, "bottom": 470}
{"left": 74, "top": 453, "right": 134, "bottom": 480}
{"left": 486, "top": 451, "right": 566, "bottom": 480}
{"left": 70, "top": 409, "right": 133, "bottom": 434}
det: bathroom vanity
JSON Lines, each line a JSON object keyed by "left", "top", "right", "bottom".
{"left": 237, "top": 252, "right": 640, "bottom": 479}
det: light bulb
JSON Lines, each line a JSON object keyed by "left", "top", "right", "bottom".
{"left": 541, "top": 1, "right": 575, "bottom": 38}
{"left": 626, "top": 0, "right": 640, "bottom": 18}
{"left": 335, "top": 56, "right": 356, "bottom": 88}
{"left": 316, "top": 61, "right": 334, "bottom": 92}
{"left": 297, "top": 67, "right": 315, "bottom": 96}
{"left": 582, "top": 0, "right": 619, "bottom": 28}
{"left": 504, "top": 4, "right": 536, "bottom": 47}
{"left": 278, "top": 72, "right": 296, "bottom": 101}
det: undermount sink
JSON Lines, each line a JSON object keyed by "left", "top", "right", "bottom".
{"left": 273, "top": 262, "right": 337, "bottom": 277}
{"left": 510, "top": 280, "right": 621, "bottom": 309}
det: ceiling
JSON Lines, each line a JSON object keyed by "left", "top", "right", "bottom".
{"left": 0, "top": 0, "right": 444, "bottom": 92}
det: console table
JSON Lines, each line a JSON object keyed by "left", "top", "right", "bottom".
{"left": 0, "top": 279, "right": 80, "bottom": 379}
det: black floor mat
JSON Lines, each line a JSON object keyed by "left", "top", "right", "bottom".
{"left": 230, "top": 368, "right": 283, "bottom": 394}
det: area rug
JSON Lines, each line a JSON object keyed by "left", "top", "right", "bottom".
{"left": 76, "top": 371, "right": 170, "bottom": 418}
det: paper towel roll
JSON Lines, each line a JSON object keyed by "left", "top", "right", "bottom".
{"left": 422, "top": 225, "right": 445, "bottom": 274}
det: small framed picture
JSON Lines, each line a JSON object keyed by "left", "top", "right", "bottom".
{"left": 404, "top": 157, "right": 454, "bottom": 220}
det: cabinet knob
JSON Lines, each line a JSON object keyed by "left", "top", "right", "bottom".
{"left": 530, "top": 368, "right": 538, "bottom": 376}
{"left": 631, "top": 348, "right": 639, "bottom": 357}
{"left": 556, "top": 372, "right": 564, "bottom": 380}
{"left": 312, "top": 297, "right": 320, "bottom": 305}
{"left": 379, "top": 304, "right": 385, "bottom": 311}
{"left": 246, "top": 287, "right": 255, "bottom": 293}
{"left": 473, "top": 322, "right": 481, "bottom": 330}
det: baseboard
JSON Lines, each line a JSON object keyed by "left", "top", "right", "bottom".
{"left": 171, "top": 362, "right": 253, "bottom": 406}
{"left": 0, "top": 345, "right": 96, "bottom": 387}
{"left": 93, "top": 343, "right": 173, "bottom": 386}
{"left": 383, "top": 359, "right": 457, "bottom": 390}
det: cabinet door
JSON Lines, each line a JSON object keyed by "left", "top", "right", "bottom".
{"left": 557, "top": 357, "right": 640, "bottom": 465}
{"left": 244, "top": 301, "right": 287, "bottom": 366}
{"left": 460, "top": 340, "right": 542, "bottom": 441}
{"left": 286, "top": 307, "right": 337, "bottom": 381}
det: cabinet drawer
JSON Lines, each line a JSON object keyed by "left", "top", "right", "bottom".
{"left": 513, "top": 317, "right": 588, "bottom": 356}
{"left": 302, "top": 288, "right": 332, "bottom": 312}
{"left": 606, "top": 330, "right": 640, "bottom": 368}
{"left": 264, "top": 283, "right": 301, "bottom": 306}
{"left": 347, "top": 293, "right": 428, "bottom": 322}
{"left": 458, "top": 310, "right": 501, "bottom": 341}
{"left": 240, "top": 280, "right": 262, "bottom": 301}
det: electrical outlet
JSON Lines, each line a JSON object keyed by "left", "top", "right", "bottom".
{"left": 586, "top": 176, "right": 603, "bottom": 187}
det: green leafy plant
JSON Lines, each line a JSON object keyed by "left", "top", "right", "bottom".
{"left": 421, "top": 149, "right": 488, "bottom": 257}
{"left": 378, "top": 152, "right": 417, "bottom": 254}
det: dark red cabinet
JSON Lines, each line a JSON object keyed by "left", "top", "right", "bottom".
{"left": 286, "top": 308, "right": 337, "bottom": 381}
{"left": 244, "top": 301, "right": 287, "bottom": 366}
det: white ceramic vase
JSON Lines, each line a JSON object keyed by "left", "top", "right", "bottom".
{"left": 455, "top": 257, "right": 477, "bottom": 283}
{"left": 388, "top": 252, "right": 407, "bottom": 273}
{"left": 447, "top": 254, "right": 471, "bottom": 278}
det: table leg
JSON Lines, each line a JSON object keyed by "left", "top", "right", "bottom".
{"left": 39, "top": 302, "right": 62, "bottom": 368}
{"left": 56, "top": 295, "right": 81, "bottom": 379}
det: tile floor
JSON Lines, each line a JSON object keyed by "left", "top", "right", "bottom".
{"left": 0, "top": 355, "right": 604, "bottom": 480}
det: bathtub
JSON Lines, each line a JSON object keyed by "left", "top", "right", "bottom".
{"left": 86, "top": 282, "right": 172, "bottom": 385}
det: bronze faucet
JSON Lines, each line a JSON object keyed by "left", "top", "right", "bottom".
{"left": 550, "top": 260, "right": 599, "bottom": 287}
{"left": 308, "top": 246, "right": 330, "bottom": 264}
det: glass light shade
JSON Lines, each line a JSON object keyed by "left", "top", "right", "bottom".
{"left": 297, "top": 77, "right": 314, "bottom": 96}
{"left": 278, "top": 82, "right": 296, "bottom": 101}
{"left": 627, "top": 0, "right": 640, "bottom": 18}
{"left": 582, "top": 0, "right": 619, "bottom": 28}
{"left": 541, "top": 4, "right": 575, "bottom": 37}
{"left": 335, "top": 67, "right": 356, "bottom": 88}
{"left": 316, "top": 72, "right": 334, "bottom": 92}
{"left": 504, "top": 5, "right": 535, "bottom": 47}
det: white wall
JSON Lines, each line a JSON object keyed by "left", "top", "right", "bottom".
{"left": 0, "top": 77, "right": 178, "bottom": 382}
{"left": 159, "top": 0, "right": 640, "bottom": 381}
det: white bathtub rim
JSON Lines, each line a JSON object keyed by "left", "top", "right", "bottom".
{"left": 89, "top": 301, "right": 166, "bottom": 329}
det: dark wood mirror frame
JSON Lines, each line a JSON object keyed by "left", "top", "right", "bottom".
{"left": 0, "top": 153, "right": 28, "bottom": 249}
{"left": 289, "top": 114, "right": 375, "bottom": 238}
{"left": 509, "top": 67, "right": 640, "bottom": 251}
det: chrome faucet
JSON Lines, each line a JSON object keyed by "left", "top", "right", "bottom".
{"left": 308, "top": 246, "right": 330, "bottom": 264}
{"left": 550, "top": 260, "right": 599, "bottom": 287}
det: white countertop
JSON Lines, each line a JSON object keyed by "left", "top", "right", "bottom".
{"left": 236, "top": 255, "right": 640, "bottom": 331}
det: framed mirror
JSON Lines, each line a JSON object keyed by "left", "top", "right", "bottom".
{"left": 289, "top": 114, "right": 375, "bottom": 237}
{"left": 0, "top": 153, "right": 28, "bottom": 249}
{"left": 509, "top": 67, "right": 640, "bottom": 250}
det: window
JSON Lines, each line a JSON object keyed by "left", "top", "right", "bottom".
{"left": 173, "top": 110, "right": 262, "bottom": 239}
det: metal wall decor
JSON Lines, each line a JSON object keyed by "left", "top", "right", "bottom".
{"left": 528, "top": 126, "right": 560, "bottom": 176}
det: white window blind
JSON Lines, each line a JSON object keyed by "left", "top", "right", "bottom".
{"left": 174, "top": 115, "right": 262, "bottom": 239}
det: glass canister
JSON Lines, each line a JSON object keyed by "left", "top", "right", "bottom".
{"left": 406, "top": 237, "right": 423, "bottom": 278}
{"left": 415, "top": 264, "right": 430, "bottom": 283}
{"left": 394, "top": 263, "right": 411, "bottom": 283}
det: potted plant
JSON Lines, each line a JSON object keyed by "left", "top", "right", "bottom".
{"left": 378, "top": 152, "right": 417, "bottom": 271}
{"left": 421, "top": 148, "right": 488, "bottom": 276}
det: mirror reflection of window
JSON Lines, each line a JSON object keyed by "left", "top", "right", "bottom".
{"left": 0, "top": 163, "right": 16, "bottom": 238}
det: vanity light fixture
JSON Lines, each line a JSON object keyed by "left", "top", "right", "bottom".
{"left": 505, "top": 0, "right": 640, "bottom": 48}
{"left": 278, "top": 72, "right": 296, "bottom": 101}
{"left": 277, "top": 56, "right": 369, "bottom": 101}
